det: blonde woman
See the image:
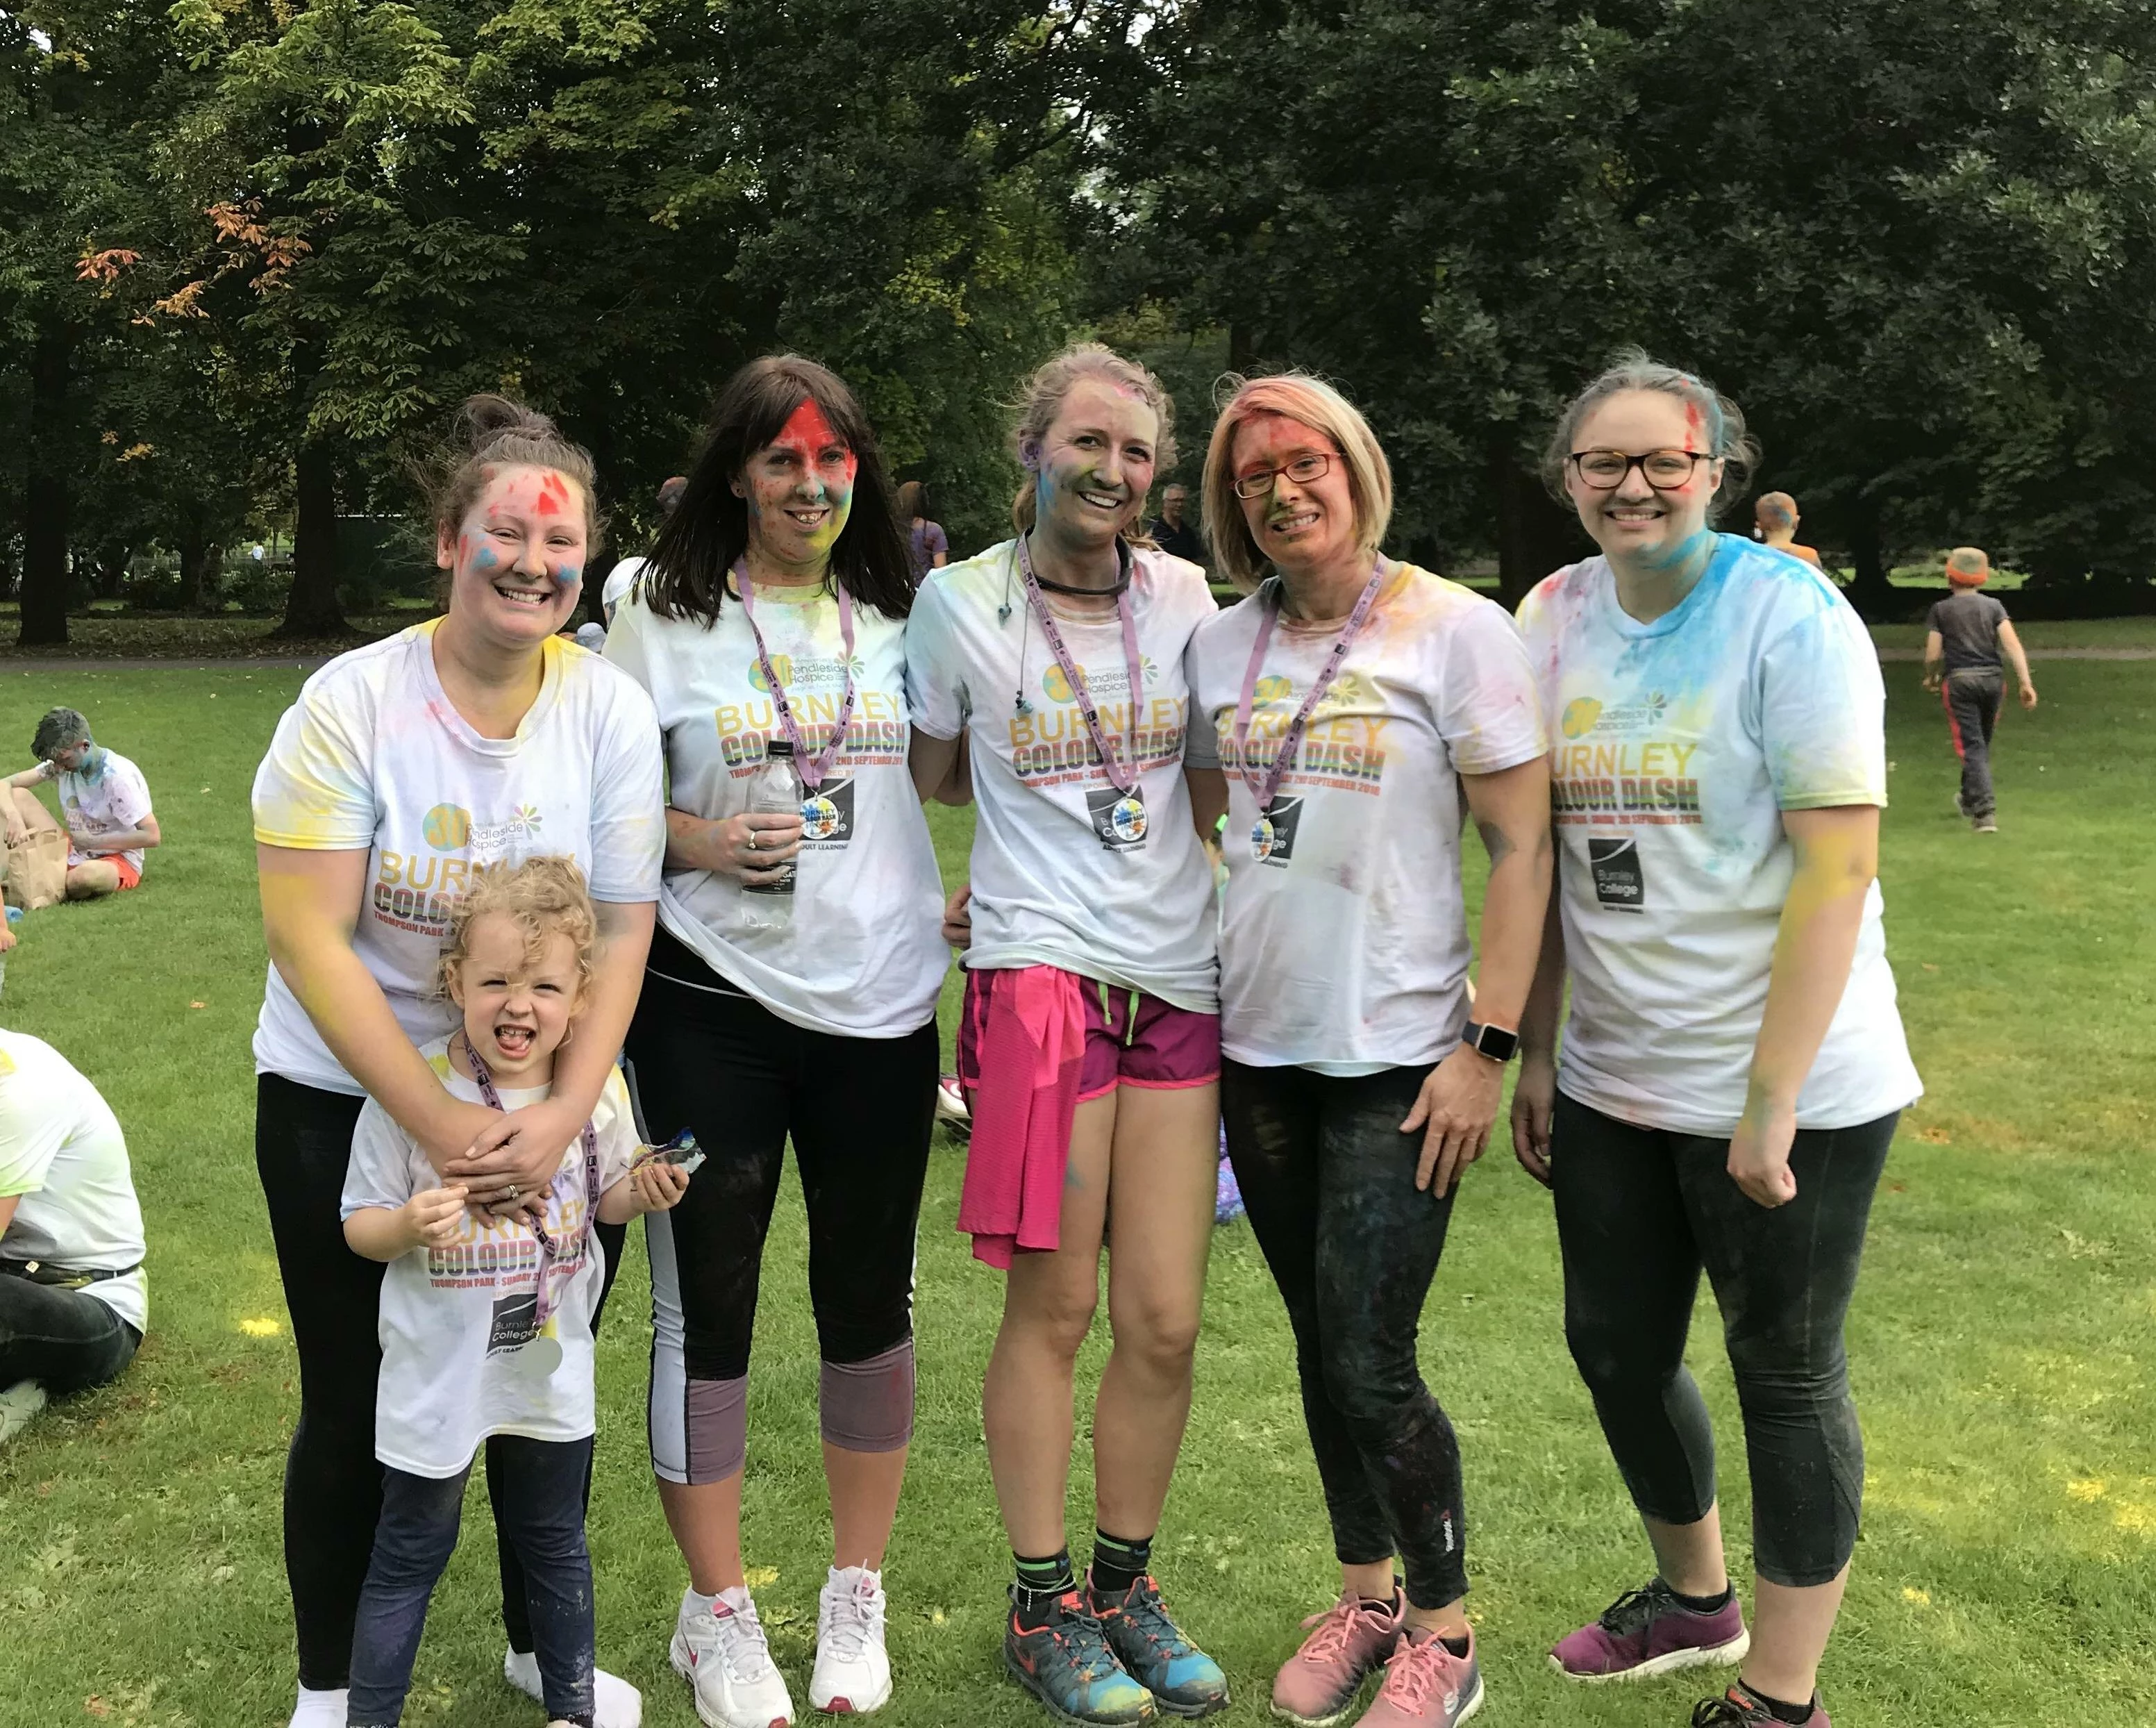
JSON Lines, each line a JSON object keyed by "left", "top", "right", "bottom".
{"left": 905, "top": 344, "right": 1228, "bottom": 1726}
{"left": 1183, "top": 374, "right": 1550, "bottom": 1728}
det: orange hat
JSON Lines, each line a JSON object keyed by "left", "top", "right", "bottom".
{"left": 1945, "top": 547, "right": 1990, "bottom": 586}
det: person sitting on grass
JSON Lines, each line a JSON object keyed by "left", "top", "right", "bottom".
{"left": 1752, "top": 492, "right": 1823, "bottom": 570}
{"left": 340, "top": 857, "right": 690, "bottom": 1728}
{"left": 1921, "top": 547, "right": 2037, "bottom": 835}
{"left": 3, "top": 707, "right": 160, "bottom": 899}
{"left": 0, "top": 1027, "right": 149, "bottom": 1445}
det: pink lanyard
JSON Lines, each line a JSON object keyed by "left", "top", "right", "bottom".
{"left": 1230, "top": 559, "right": 1388, "bottom": 813}
{"left": 731, "top": 563, "right": 858, "bottom": 791}
{"left": 1017, "top": 535, "right": 1147, "bottom": 795}
{"left": 465, "top": 1039, "right": 599, "bottom": 1334}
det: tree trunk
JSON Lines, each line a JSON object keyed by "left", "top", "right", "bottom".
{"left": 1491, "top": 438, "right": 1587, "bottom": 611}
{"left": 177, "top": 523, "right": 209, "bottom": 612}
{"left": 1844, "top": 497, "right": 1900, "bottom": 622}
{"left": 18, "top": 325, "right": 76, "bottom": 647}
{"left": 278, "top": 440, "right": 346, "bottom": 637}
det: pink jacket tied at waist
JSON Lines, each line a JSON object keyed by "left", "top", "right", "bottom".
{"left": 958, "top": 965, "right": 1087, "bottom": 1268}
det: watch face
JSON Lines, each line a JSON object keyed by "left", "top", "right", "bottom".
{"left": 1468, "top": 1022, "right": 1518, "bottom": 1061}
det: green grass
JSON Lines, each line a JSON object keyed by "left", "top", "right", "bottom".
{"left": 1, "top": 663, "right": 2152, "bottom": 1726}
{"left": 1869, "top": 616, "right": 2156, "bottom": 654}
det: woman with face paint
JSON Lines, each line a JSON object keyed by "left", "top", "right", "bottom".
{"left": 251, "top": 396, "right": 665, "bottom": 1728}
{"left": 1512, "top": 354, "right": 1922, "bottom": 1728}
{"left": 905, "top": 344, "right": 1228, "bottom": 1728}
{"left": 602, "top": 356, "right": 946, "bottom": 1728}
{"left": 1182, "top": 374, "right": 1551, "bottom": 1728}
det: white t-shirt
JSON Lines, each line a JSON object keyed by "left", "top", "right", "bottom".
{"left": 905, "top": 540, "right": 1219, "bottom": 1011}
{"left": 42, "top": 749, "right": 154, "bottom": 874}
{"left": 251, "top": 622, "right": 665, "bottom": 1094}
{"left": 0, "top": 1031, "right": 148, "bottom": 1334}
{"left": 603, "top": 581, "right": 947, "bottom": 1037}
{"left": 1187, "top": 565, "right": 1547, "bottom": 1070}
{"left": 1515, "top": 536, "right": 1923, "bottom": 1134}
{"left": 341, "top": 1042, "right": 638, "bottom": 1477}
{"left": 602, "top": 556, "right": 648, "bottom": 621}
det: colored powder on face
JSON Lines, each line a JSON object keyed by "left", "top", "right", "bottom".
{"left": 535, "top": 472, "right": 569, "bottom": 517}
{"left": 771, "top": 398, "right": 858, "bottom": 495}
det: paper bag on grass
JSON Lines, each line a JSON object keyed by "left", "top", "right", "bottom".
{"left": 3, "top": 786, "right": 67, "bottom": 911}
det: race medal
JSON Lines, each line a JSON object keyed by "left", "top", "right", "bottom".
{"left": 523, "top": 1331, "right": 564, "bottom": 1377}
{"left": 801, "top": 793, "right": 841, "bottom": 842}
{"left": 1110, "top": 792, "right": 1148, "bottom": 845}
{"left": 1251, "top": 816, "right": 1276, "bottom": 861}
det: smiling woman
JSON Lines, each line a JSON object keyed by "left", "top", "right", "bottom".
{"left": 249, "top": 393, "right": 664, "bottom": 1728}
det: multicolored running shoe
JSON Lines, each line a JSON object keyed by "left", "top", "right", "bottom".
{"left": 1691, "top": 1682, "right": 1830, "bottom": 1728}
{"left": 1005, "top": 1586, "right": 1157, "bottom": 1726}
{"left": 1550, "top": 1579, "right": 1749, "bottom": 1683}
{"left": 1089, "top": 1575, "right": 1229, "bottom": 1718}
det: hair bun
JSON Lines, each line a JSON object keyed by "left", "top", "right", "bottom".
{"left": 455, "top": 392, "right": 560, "bottom": 453}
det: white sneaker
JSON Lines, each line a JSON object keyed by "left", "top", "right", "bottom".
{"left": 287, "top": 1686, "right": 346, "bottom": 1728}
{"left": 810, "top": 1565, "right": 892, "bottom": 1715}
{"left": 671, "top": 1586, "right": 796, "bottom": 1728}
{"left": 0, "top": 1379, "right": 47, "bottom": 1445}
{"left": 503, "top": 1647, "right": 643, "bottom": 1727}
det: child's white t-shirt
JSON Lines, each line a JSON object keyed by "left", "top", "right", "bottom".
{"left": 1185, "top": 565, "right": 1548, "bottom": 1070}
{"left": 1514, "top": 536, "right": 1923, "bottom": 1134}
{"left": 903, "top": 540, "right": 1220, "bottom": 1011}
{"left": 603, "top": 581, "right": 948, "bottom": 1037}
{"left": 251, "top": 622, "right": 665, "bottom": 1094}
{"left": 340, "top": 1042, "right": 639, "bottom": 1478}
{"left": 48, "top": 749, "right": 155, "bottom": 874}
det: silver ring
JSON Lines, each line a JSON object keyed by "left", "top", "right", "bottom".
{"left": 505, "top": 1183, "right": 520, "bottom": 1201}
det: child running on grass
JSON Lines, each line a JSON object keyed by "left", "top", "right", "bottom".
{"left": 340, "top": 857, "right": 692, "bottom": 1728}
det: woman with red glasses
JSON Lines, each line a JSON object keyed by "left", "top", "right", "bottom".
{"left": 1513, "top": 352, "right": 1921, "bottom": 1728}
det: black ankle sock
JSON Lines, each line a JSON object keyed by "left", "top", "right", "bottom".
{"left": 1438, "top": 1633, "right": 1471, "bottom": 1658}
{"left": 1089, "top": 1529, "right": 1153, "bottom": 1597}
{"left": 1738, "top": 1681, "right": 1817, "bottom": 1725}
{"left": 1666, "top": 1579, "right": 1735, "bottom": 1615}
{"left": 1014, "top": 1547, "right": 1076, "bottom": 1626}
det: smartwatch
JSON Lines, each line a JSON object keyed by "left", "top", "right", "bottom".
{"left": 1459, "top": 1020, "right": 1519, "bottom": 1063}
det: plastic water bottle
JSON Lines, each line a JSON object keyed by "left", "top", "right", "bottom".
{"left": 739, "top": 738, "right": 801, "bottom": 931}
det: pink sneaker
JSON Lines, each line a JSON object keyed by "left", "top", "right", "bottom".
{"left": 1269, "top": 1590, "right": 1403, "bottom": 1727}
{"left": 1551, "top": 1579, "right": 1749, "bottom": 1683}
{"left": 1352, "top": 1626, "right": 1482, "bottom": 1728}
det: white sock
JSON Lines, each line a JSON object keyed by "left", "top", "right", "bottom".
{"left": 718, "top": 1584, "right": 756, "bottom": 1613}
{"left": 685, "top": 1586, "right": 720, "bottom": 1618}
{"left": 288, "top": 1685, "right": 348, "bottom": 1728}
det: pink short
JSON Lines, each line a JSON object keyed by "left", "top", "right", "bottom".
{"left": 958, "top": 966, "right": 1220, "bottom": 1104}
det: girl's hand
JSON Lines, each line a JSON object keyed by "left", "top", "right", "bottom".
{"left": 1510, "top": 1052, "right": 1557, "bottom": 1188}
{"left": 701, "top": 811, "right": 804, "bottom": 885}
{"left": 941, "top": 883, "right": 973, "bottom": 949}
{"left": 1402, "top": 1045, "right": 1503, "bottom": 1196}
{"left": 1728, "top": 1096, "right": 1798, "bottom": 1207}
{"left": 446, "top": 1096, "right": 583, "bottom": 1211}
{"left": 403, "top": 1184, "right": 469, "bottom": 1251}
{"left": 628, "top": 1160, "right": 690, "bottom": 1215}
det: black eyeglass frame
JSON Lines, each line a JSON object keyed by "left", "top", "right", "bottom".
{"left": 1566, "top": 449, "right": 1718, "bottom": 491}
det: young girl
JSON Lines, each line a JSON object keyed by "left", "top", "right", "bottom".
{"left": 340, "top": 857, "right": 690, "bottom": 1728}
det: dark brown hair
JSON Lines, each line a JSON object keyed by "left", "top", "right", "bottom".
{"left": 642, "top": 356, "right": 914, "bottom": 623}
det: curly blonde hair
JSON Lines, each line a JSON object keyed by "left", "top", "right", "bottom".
{"left": 433, "top": 855, "right": 599, "bottom": 1004}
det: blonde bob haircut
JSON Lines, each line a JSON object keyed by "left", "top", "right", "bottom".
{"left": 1202, "top": 372, "right": 1394, "bottom": 592}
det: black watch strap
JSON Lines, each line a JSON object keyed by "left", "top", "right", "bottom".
{"left": 1460, "top": 1020, "right": 1519, "bottom": 1063}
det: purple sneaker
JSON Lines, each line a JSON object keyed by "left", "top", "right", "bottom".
{"left": 1551, "top": 1579, "right": 1748, "bottom": 1683}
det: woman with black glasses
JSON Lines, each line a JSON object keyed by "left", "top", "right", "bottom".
{"left": 1512, "top": 352, "right": 1921, "bottom": 1728}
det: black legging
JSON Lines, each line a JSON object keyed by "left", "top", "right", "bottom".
{"left": 255, "top": 1073, "right": 626, "bottom": 1689}
{"left": 1221, "top": 1058, "right": 1469, "bottom": 1610}
{"left": 625, "top": 928, "right": 938, "bottom": 1486}
{"left": 1551, "top": 1092, "right": 1898, "bottom": 1588}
